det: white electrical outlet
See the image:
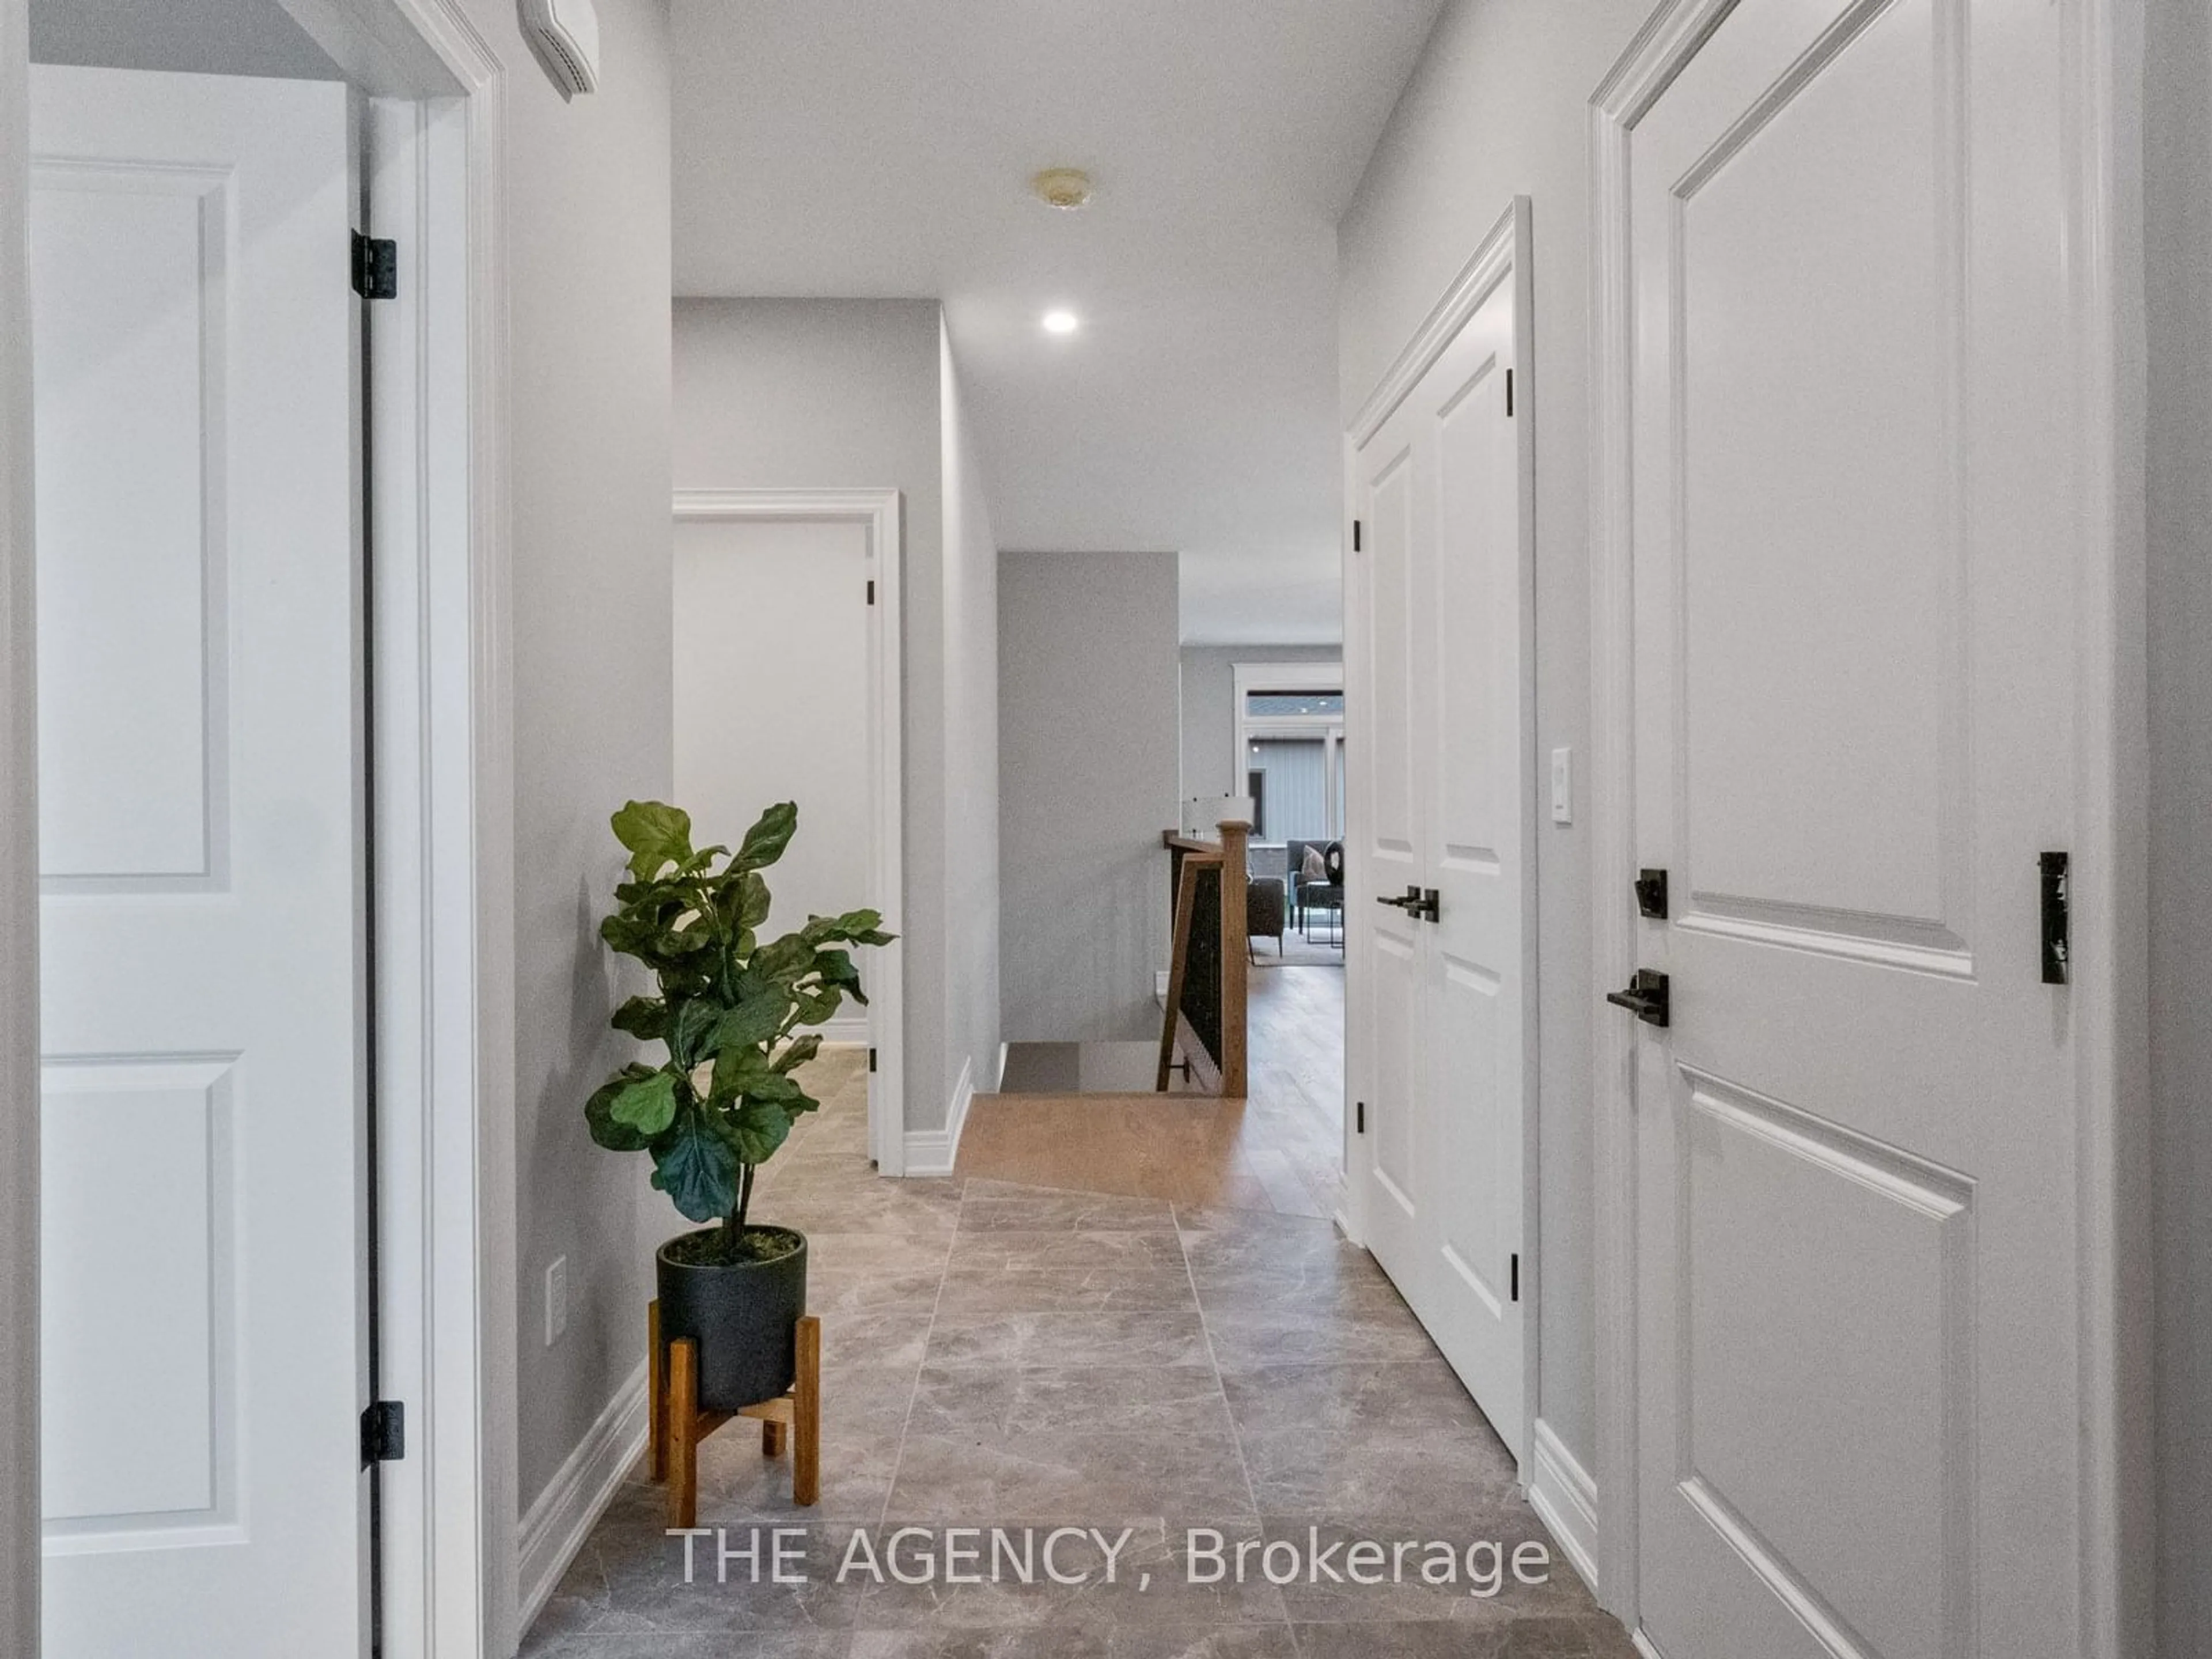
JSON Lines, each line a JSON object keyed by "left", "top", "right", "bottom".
{"left": 1550, "top": 747, "right": 1574, "bottom": 824}
{"left": 545, "top": 1256, "right": 569, "bottom": 1346}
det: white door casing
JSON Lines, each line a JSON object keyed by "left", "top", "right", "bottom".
{"left": 32, "top": 65, "right": 367, "bottom": 1657}
{"left": 1591, "top": 1, "right": 2139, "bottom": 1654}
{"left": 1346, "top": 200, "right": 1539, "bottom": 1467}
{"left": 672, "top": 489, "right": 906, "bottom": 1175}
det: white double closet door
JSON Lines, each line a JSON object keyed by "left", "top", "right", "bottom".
{"left": 33, "top": 66, "right": 370, "bottom": 1657}
{"left": 1346, "top": 212, "right": 1536, "bottom": 1459}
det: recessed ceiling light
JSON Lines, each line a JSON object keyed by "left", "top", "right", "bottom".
{"left": 1042, "top": 310, "right": 1080, "bottom": 335}
{"left": 1031, "top": 167, "right": 1093, "bottom": 210}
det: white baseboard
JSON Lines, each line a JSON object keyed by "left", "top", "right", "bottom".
{"left": 1631, "top": 1633, "right": 1666, "bottom": 1659}
{"left": 1528, "top": 1417, "right": 1600, "bottom": 1597}
{"left": 517, "top": 1362, "right": 649, "bottom": 1635}
{"left": 994, "top": 1040, "right": 1009, "bottom": 1092}
{"left": 902, "top": 1053, "right": 975, "bottom": 1176}
{"left": 808, "top": 1014, "right": 869, "bottom": 1046}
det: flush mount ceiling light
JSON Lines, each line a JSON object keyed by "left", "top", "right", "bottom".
{"left": 1041, "top": 310, "right": 1081, "bottom": 335}
{"left": 1031, "top": 168, "right": 1094, "bottom": 210}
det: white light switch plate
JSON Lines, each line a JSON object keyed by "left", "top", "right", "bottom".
{"left": 545, "top": 1256, "right": 569, "bottom": 1346}
{"left": 1551, "top": 747, "right": 1573, "bottom": 824}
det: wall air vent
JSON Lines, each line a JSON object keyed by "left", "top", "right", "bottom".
{"left": 522, "top": 0, "right": 601, "bottom": 96}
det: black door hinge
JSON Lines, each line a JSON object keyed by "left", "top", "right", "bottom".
{"left": 1510, "top": 1253, "right": 1521, "bottom": 1302}
{"left": 2040, "top": 851, "right": 2070, "bottom": 985}
{"left": 868, "top": 1047, "right": 878, "bottom": 1073}
{"left": 866, "top": 579, "right": 876, "bottom": 605}
{"left": 351, "top": 232, "right": 398, "bottom": 300}
{"left": 361, "top": 1400, "right": 405, "bottom": 1465}
{"left": 1505, "top": 368, "right": 1514, "bottom": 417}
{"left": 1355, "top": 1100, "right": 1365, "bottom": 1134}
{"left": 1352, "top": 520, "right": 1362, "bottom": 552}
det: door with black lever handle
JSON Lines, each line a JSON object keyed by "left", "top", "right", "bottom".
{"left": 1374, "top": 885, "right": 1440, "bottom": 923}
{"left": 1605, "top": 968, "right": 1670, "bottom": 1028}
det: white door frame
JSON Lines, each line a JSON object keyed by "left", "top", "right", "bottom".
{"left": 672, "top": 488, "right": 908, "bottom": 1178}
{"left": 0, "top": 1, "right": 518, "bottom": 1653}
{"left": 1, "top": 5, "right": 40, "bottom": 1656}
{"left": 1584, "top": 1, "right": 2152, "bottom": 1646}
{"left": 1341, "top": 198, "right": 1541, "bottom": 1473}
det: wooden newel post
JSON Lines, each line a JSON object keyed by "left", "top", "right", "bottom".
{"left": 1218, "top": 818, "right": 1249, "bottom": 1098}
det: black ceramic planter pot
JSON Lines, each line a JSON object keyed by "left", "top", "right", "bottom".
{"left": 655, "top": 1226, "right": 808, "bottom": 1412}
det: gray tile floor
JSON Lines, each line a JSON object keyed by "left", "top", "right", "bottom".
{"left": 523, "top": 1052, "right": 1635, "bottom": 1658}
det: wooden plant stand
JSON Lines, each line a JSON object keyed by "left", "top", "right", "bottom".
{"left": 647, "top": 1300, "right": 821, "bottom": 1527}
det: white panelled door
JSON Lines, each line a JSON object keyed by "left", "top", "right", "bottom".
{"left": 1348, "top": 208, "right": 1535, "bottom": 1456}
{"left": 1618, "top": 3, "right": 2096, "bottom": 1656}
{"left": 32, "top": 67, "right": 367, "bottom": 1657}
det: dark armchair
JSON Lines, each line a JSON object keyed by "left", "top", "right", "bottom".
{"left": 1247, "top": 877, "right": 1286, "bottom": 959}
{"left": 1285, "top": 839, "right": 1344, "bottom": 945}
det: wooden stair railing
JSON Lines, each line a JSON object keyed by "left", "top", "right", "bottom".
{"left": 1158, "top": 819, "right": 1249, "bottom": 1097}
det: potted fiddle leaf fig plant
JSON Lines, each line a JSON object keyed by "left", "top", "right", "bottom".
{"left": 586, "top": 798, "right": 892, "bottom": 1411}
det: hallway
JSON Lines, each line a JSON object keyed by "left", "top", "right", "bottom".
{"left": 523, "top": 1048, "right": 1631, "bottom": 1657}
{"left": 959, "top": 965, "right": 1348, "bottom": 1219}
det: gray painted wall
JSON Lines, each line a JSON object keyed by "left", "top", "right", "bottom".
{"left": 484, "top": 0, "right": 675, "bottom": 1533}
{"left": 1337, "top": 0, "right": 1652, "bottom": 1478}
{"left": 31, "top": 0, "right": 340, "bottom": 78}
{"left": 2147, "top": 0, "right": 2210, "bottom": 1646}
{"left": 1000, "top": 552, "right": 1180, "bottom": 1044}
{"left": 672, "top": 297, "right": 1002, "bottom": 1134}
{"left": 941, "top": 327, "right": 1003, "bottom": 1101}
{"left": 1180, "top": 643, "right": 1340, "bottom": 805}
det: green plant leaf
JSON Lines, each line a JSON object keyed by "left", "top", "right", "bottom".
{"left": 744, "top": 1070, "right": 806, "bottom": 1106}
{"left": 584, "top": 1066, "right": 661, "bottom": 1151}
{"left": 751, "top": 933, "right": 815, "bottom": 985}
{"left": 804, "top": 908, "right": 893, "bottom": 947}
{"left": 814, "top": 948, "right": 865, "bottom": 995}
{"left": 650, "top": 1107, "right": 739, "bottom": 1222}
{"left": 733, "top": 801, "right": 799, "bottom": 872}
{"left": 791, "top": 987, "right": 844, "bottom": 1027}
{"left": 739, "top": 872, "right": 772, "bottom": 930}
{"left": 609, "top": 1070, "right": 680, "bottom": 1138}
{"left": 774, "top": 1034, "right": 821, "bottom": 1074}
{"left": 719, "top": 1096, "right": 794, "bottom": 1165}
{"left": 681, "top": 842, "right": 729, "bottom": 873}
{"left": 611, "top": 800, "right": 694, "bottom": 881}
{"left": 707, "top": 1048, "right": 770, "bottom": 1104}
{"left": 610, "top": 996, "right": 667, "bottom": 1041}
{"left": 668, "top": 998, "right": 725, "bottom": 1068}
{"left": 710, "top": 992, "right": 786, "bottom": 1054}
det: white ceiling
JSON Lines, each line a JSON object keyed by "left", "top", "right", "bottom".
{"left": 672, "top": 0, "right": 1446, "bottom": 644}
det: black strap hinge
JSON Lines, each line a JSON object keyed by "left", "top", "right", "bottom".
{"left": 2040, "top": 851, "right": 2070, "bottom": 984}
{"left": 352, "top": 232, "right": 398, "bottom": 300}
{"left": 361, "top": 1400, "right": 406, "bottom": 1464}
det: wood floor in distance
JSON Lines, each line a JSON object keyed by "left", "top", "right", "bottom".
{"left": 956, "top": 961, "right": 1346, "bottom": 1218}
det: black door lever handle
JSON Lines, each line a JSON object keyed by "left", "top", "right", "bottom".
{"left": 1605, "top": 969, "right": 1671, "bottom": 1028}
{"left": 1376, "top": 886, "right": 1440, "bottom": 923}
